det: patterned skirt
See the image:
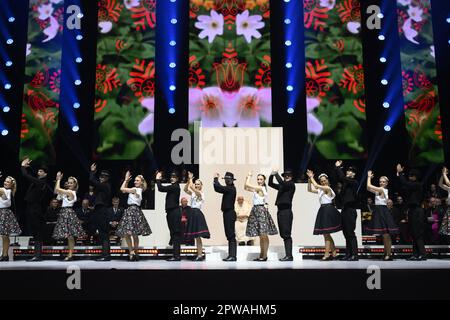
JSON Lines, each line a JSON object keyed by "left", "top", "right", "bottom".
{"left": 0, "top": 208, "right": 21, "bottom": 236}
{"left": 246, "top": 205, "right": 278, "bottom": 237}
{"left": 185, "top": 208, "right": 210, "bottom": 239}
{"left": 116, "top": 205, "right": 152, "bottom": 237}
{"left": 313, "top": 204, "right": 342, "bottom": 235}
{"left": 364, "top": 205, "right": 399, "bottom": 235}
{"left": 53, "top": 207, "right": 85, "bottom": 239}
{"left": 439, "top": 208, "right": 450, "bottom": 236}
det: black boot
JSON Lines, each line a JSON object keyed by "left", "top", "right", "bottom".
{"left": 27, "top": 241, "right": 43, "bottom": 262}
{"left": 280, "top": 238, "right": 293, "bottom": 261}
{"left": 223, "top": 240, "right": 237, "bottom": 261}
{"left": 96, "top": 240, "right": 111, "bottom": 261}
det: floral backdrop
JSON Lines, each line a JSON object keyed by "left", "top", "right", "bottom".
{"left": 20, "top": 0, "right": 65, "bottom": 164}
{"left": 188, "top": 0, "right": 272, "bottom": 128}
{"left": 95, "top": 0, "right": 155, "bottom": 159}
{"left": 397, "top": 0, "right": 443, "bottom": 165}
{"left": 304, "top": 0, "right": 367, "bottom": 159}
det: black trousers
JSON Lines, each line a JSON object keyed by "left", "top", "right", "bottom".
{"left": 26, "top": 203, "right": 44, "bottom": 241}
{"left": 342, "top": 207, "right": 358, "bottom": 256}
{"left": 408, "top": 206, "right": 426, "bottom": 257}
{"left": 223, "top": 209, "right": 237, "bottom": 257}
{"left": 93, "top": 205, "right": 110, "bottom": 256}
{"left": 277, "top": 207, "right": 293, "bottom": 257}
{"left": 166, "top": 208, "right": 182, "bottom": 258}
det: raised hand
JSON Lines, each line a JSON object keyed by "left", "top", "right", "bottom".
{"left": 125, "top": 171, "right": 132, "bottom": 181}
{"left": 56, "top": 171, "right": 63, "bottom": 181}
{"left": 443, "top": 167, "right": 448, "bottom": 176}
{"left": 306, "top": 170, "right": 314, "bottom": 179}
{"left": 155, "top": 171, "right": 162, "bottom": 180}
{"left": 21, "top": 158, "right": 31, "bottom": 167}
{"left": 90, "top": 163, "right": 97, "bottom": 172}
{"left": 188, "top": 171, "right": 194, "bottom": 180}
{"left": 367, "top": 170, "right": 374, "bottom": 179}
{"left": 247, "top": 171, "right": 253, "bottom": 177}
{"left": 214, "top": 172, "right": 220, "bottom": 179}
{"left": 335, "top": 160, "right": 343, "bottom": 167}
{"left": 396, "top": 164, "right": 404, "bottom": 173}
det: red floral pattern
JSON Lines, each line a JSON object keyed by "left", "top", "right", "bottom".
{"left": 96, "top": 64, "right": 122, "bottom": 94}
{"left": 95, "top": 99, "right": 108, "bottom": 113}
{"left": 304, "top": 0, "right": 329, "bottom": 31}
{"left": 339, "top": 64, "right": 364, "bottom": 94}
{"left": 130, "top": 0, "right": 156, "bottom": 31}
{"left": 30, "top": 69, "right": 49, "bottom": 88}
{"left": 435, "top": 116, "right": 442, "bottom": 140}
{"left": 127, "top": 59, "right": 155, "bottom": 98}
{"left": 213, "top": 58, "right": 247, "bottom": 92}
{"left": 402, "top": 71, "right": 414, "bottom": 96}
{"left": 49, "top": 69, "right": 61, "bottom": 94}
{"left": 20, "top": 114, "right": 29, "bottom": 139}
{"left": 98, "top": 0, "right": 123, "bottom": 22}
{"left": 337, "top": 0, "right": 361, "bottom": 23}
{"left": 305, "top": 59, "right": 333, "bottom": 97}
{"left": 25, "top": 89, "right": 58, "bottom": 113}
{"left": 255, "top": 55, "right": 271, "bottom": 88}
{"left": 353, "top": 98, "right": 365, "bottom": 113}
{"left": 189, "top": 55, "right": 206, "bottom": 88}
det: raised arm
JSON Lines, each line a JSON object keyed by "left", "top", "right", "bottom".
{"left": 54, "top": 172, "right": 74, "bottom": 200}
{"left": 268, "top": 174, "right": 280, "bottom": 190}
{"left": 213, "top": 173, "right": 229, "bottom": 194}
{"left": 89, "top": 164, "right": 108, "bottom": 190}
{"left": 21, "top": 159, "right": 44, "bottom": 185}
{"left": 439, "top": 167, "right": 450, "bottom": 191}
{"left": 366, "top": 171, "right": 384, "bottom": 195}
{"left": 244, "top": 172, "right": 263, "bottom": 193}
{"left": 120, "top": 171, "right": 137, "bottom": 194}
{"left": 184, "top": 171, "right": 193, "bottom": 196}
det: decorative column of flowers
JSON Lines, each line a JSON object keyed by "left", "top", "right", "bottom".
{"left": 20, "top": 0, "right": 65, "bottom": 164}
{"left": 188, "top": 0, "right": 272, "bottom": 129}
{"left": 304, "top": 0, "right": 367, "bottom": 159}
{"left": 397, "top": 0, "right": 443, "bottom": 165}
{"left": 95, "top": 0, "right": 156, "bottom": 160}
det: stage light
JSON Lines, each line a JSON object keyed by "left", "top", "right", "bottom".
{"left": 285, "top": 40, "right": 292, "bottom": 46}
{"left": 72, "top": 126, "right": 79, "bottom": 132}
{"left": 171, "top": 18, "right": 177, "bottom": 24}
{"left": 378, "top": 35, "right": 385, "bottom": 41}
{"left": 169, "top": 85, "right": 176, "bottom": 91}
{"left": 383, "top": 102, "right": 390, "bottom": 108}
{"left": 5, "top": 61, "right": 12, "bottom": 67}
{"left": 380, "top": 57, "right": 386, "bottom": 63}
{"left": 8, "top": 17, "right": 15, "bottom": 23}
{"left": 77, "top": 13, "right": 84, "bottom": 19}
{"left": 287, "top": 107, "right": 294, "bottom": 114}
{"left": 169, "top": 62, "right": 176, "bottom": 68}
{"left": 6, "top": 39, "right": 13, "bottom": 45}
{"left": 169, "top": 40, "right": 176, "bottom": 46}
{"left": 447, "top": 17, "right": 450, "bottom": 23}
{"left": 284, "top": 19, "right": 291, "bottom": 24}
{"left": 284, "top": 0, "right": 290, "bottom": 2}
{"left": 377, "top": 13, "right": 384, "bottom": 19}
{"left": 74, "top": 80, "right": 81, "bottom": 86}
{"left": 384, "top": 125, "right": 391, "bottom": 132}
{"left": 286, "top": 85, "right": 293, "bottom": 91}
{"left": 285, "top": 62, "right": 292, "bottom": 68}
{"left": 381, "top": 79, "right": 388, "bottom": 85}
{"left": 4, "top": 83, "right": 11, "bottom": 90}
{"left": 76, "top": 35, "right": 83, "bottom": 40}
{"left": 169, "top": 107, "right": 176, "bottom": 114}
{"left": 170, "top": 0, "right": 176, "bottom": 2}
{"left": 75, "top": 57, "right": 83, "bottom": 63}
{"left": 73, "top": 102, "right": 80, "bottom": 109}
{"left": 1, "top": 130, "right": 8, "bottom": 136}
{"left": 3, "top": 106, "right": 10, "bottom": 113}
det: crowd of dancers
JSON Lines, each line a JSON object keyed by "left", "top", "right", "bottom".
{"left": 0, "top": 159, "right": 449, "bottom": 262}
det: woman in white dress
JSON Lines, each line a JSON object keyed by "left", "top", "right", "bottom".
{"left": 306, "top": 170, "right": 342, "bottom": 261}
{"left": 0, "top": 176, "right": 21, "bottom": 261}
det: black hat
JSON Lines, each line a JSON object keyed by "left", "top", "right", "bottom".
{"left": 223, "top": 172, "right": 236, "bottom": 180}
{"left": 347, "top": 166, "right": 357, "bottom": 174}
{"left": 409, "top": 169, "right": 421, "bottom": 179}
{"left": 170, "top": 170, "right": 179, "bottom": 178}
{"left": 281, "top": 169, "right": 293, "bottom": 177}
{"left": 38, "top": 165, "right": 48, "bottom": 173}
{"left": 100, "top": 170, "right": 110, "bottom": 177}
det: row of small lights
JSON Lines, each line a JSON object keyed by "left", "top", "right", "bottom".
{"left": 1, "top": 15, "right": 16, "bottom": 136}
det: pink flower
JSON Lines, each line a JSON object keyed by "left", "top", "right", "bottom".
{"left": 50, "top": 0, "right": 63, "bottom": 4}
{"left": 195, "top": 10, "right": 224, "bottom": 43}
{"left": 235, "top": 87, "right": 271, "bottom": 127}
{"left": 236, "top": 10, "right": 264, "bottom": 43}
{"left": 407, "top": 5, "right": 423, "bottom": 22}
{"left": 319, "top": 0, "right": 335, "bottom": 10}
{"left": 402, "top": 18, "right": 419, "bottom": 44}
{"left": 138, "top": 97, "right": 154, "bottom": 135}
{"left": 42, "top": 16, "right": 59, "bottom": 43}
{"left": 190, "top": 87, "right": 225, "bottom": 127}
{"left": 38, "top": 3, "right": 54, "bottom": 20}
{"left": 346, "top": 21, "right": 361, "bottom": 34}
{"left": 26, "top": 43, "right": 31, "bottom": 56}
{"left": 124, "top": 0, "right": 140, "bottom": 10}
{"left": 306, "top": 97, "right": 323, "bottom": 136}
{"left": 99, "top": 21, "right": 113, "bottom": 33}
{"left": 398, "top": 0, "right": 411, "bottom": 6}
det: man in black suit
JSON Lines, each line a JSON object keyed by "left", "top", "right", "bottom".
{"left": 269, "top": 169, "right": 296, "bottom": 261}
{"left": 214, "top": 172, "right": 237, "bottom": 262}
{"left": 335, "top": 160, "right": 359, "bottom": 261}
{"left": 43, "top": 198, "right": 59, "bottom": 245}
{"left": 76, "top": 198, "right": 95, "bottom": 242}
{"left": 107, "top": 196, "right": 124, "bottom": 235}
{"left": 21, "top": 158, "right": 51, "bottom": 262}
{"left": 90, "top": 164, "right": 112, "bottom": 261}
{"left": 156, "top": 170, "right": 181, "bottom": 261}
{"left": 396, "top": 164, "right": 427, "bottom": 260}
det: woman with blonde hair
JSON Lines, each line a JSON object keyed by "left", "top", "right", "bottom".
{"left": 116, "top": 171, "right": 152, "bottom": 261}
{"left": 306, "top": 170, "right": 342, "bottom": 261}
{"left": 52, "top": 172, "right": 85, "bottom": 261}
{"left": 0, "top": 176, "right": 21, "bottom": 261}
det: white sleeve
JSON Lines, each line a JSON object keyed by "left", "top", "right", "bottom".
{"left": 1, "top": 188, "right": 11, "bottom": 200}
{"left": 135, "top": 188, "right": 142, "bottom": 199}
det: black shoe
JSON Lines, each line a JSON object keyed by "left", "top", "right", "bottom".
{"left": 96, "top": 256, "right": 111, "bottom": 261}
{"left": 27, "top": 256, "right": 43, "bottom": 262}
{"left": 167, "top": 256, "right": 181, "bottom": 261}
{"left": 320, "top": 255, "right": 333, "bottom": 261}
{"left": 134, "top": 254, "right": 140, "bottom": 261}
{"left": 253, "top": 257, "right": 268, "bottom": 261}
{"left": 247, "top": 241, "right": 254, "bottom": 246}
{"left": 279, "top": 256, "right": 293, "bottom": 261}
{"left": 340, "top": 255, "right": 351, "bottom": 261}
{"left": 63, "top": 256, "right": 74, "bottom": 262}
{"left": 194, "top": 256, "right": 205, "bottom": 261}
{"left": 383, "top": 255, "right": 394, "bottom": 261}
{"left": 406, "top": 256, "right": 420, "bottom": 261}
{"left": 346, "top": 255, "right": 359, "bottom": 261}
{"left": 417, "top": 255, "right": 427, "bottom": 261}
{"left": 238, "top": 242, "right": 246, "bottom": 246}
{"left": 0, "top": 256, "right": 9, "bottom": 262}
{"left": 222, "top": 256, "right": 237, "bottom": 262}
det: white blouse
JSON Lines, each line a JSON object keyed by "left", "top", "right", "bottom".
{"left": 375, "top": 188, "right": 388, "bottom": 206}
{"left": 62, "top": 190, "right": 77, "bottom": 208}
{"left": 0, "top": 188, "right": 12, "bottom": 209}
{"left": 191, "top": 192, "right": 204, "bottom": 209}
{"left": 128, "top": 187, "right": 142, "bottom": 206}
{"left": 318, "top": 188, "right": 335, "bottom": 205}
{"left": 252, "top": 187, "right": 267, "bottom": 206}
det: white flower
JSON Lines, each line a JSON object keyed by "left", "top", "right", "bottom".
{"left": 407, "top": 5, "right": 423, "bottom": 22}
{"left": 402, "top": 18, "right": 419, "bottom": 44}
{"left": 138, "top": 98, "right": 154, "bottom": 135}
{"left": 38, "top": 3, "right": 54, "bottom": 20}
{"left": 236, "top": 10, "right": 265, "bottom": 43}
{"left": 50, "top": 0, "right": 63, "bottom": 4}
{"left": 306, "top": 97, "right": 323, "bottom": 136}
{"left": 26, "top": 43, "right": 31, "bottom": 56}
{"left": 99, "top": 21, "right": 113, "bottom": 34}
{"left": 430, "top": 45, "right": 435, "bottom": 58}
{"left": 195, "top": 10, "right": 224, "bottom": 43}
{"left": 319, "top": 0, "right": 335, "bottom": 10}
{"left": 398, "top": 0, "right": 411, "bottom": 6}
{"left": 42, "top": 16, "right": 59, "bottom": 43}
{"left": 124, "top": 0, "right": 140, "bottom": 10}
{"left": 347, "top": 21, "right": 361, "bottom": 34}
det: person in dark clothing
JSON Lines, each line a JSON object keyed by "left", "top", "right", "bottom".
{"left": 156, "top": 170, "right": 181, "bottom": 261}
{"left": 106, "top": 196, "right": 124, "bottom": 235}
{"left": 89, "top": 163, "right": 112, "bottom": 261}
{"left": 21, "top": 158, "right": 51, "bottom": 262}
{"left": 76, "top": 198, "right": 95, "bottom": 242}
{"left": 394, "top": 195, "right": 409, "bottom": 244}
{"left": 268, "top": 169, "right": 296, "bottom": 261}
{"left": 396, "top": 164, "right": 427, "bottom": 260}
{"left": 213, "top": 172, "right": 237, "bottom": 262}
{"left": 334, "top": 160, "right": 359, "bottom": 261}
{"left": 43, "top": 198, "right": 60, "bottom": 245}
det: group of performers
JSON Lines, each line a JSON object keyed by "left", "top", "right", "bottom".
{"left": 0, "top": 158, "right": 450, "bottom": 262}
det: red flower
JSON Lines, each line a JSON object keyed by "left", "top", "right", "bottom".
{"left": 337, "top": 0, "right": 361, "bottom": 24}
{"left": 49, "top": 69, "right": 61, "bottom": 94}
{"left": 189, "top": 55, "right": 206, "bottom": 88}
{"left": 255, "top": 55, "right": 271, "bottom": 88}
{"left": 130, "top": 0, "right": 156, "bottom": 31}
{"left": 304, "top": 0, "right": 329, "bottom": 31}
{"left": 435, "top": 116, "right": 442, "bottom": 140}
{"left": 98, "top": 0, "right": 123, "bottom": 22}
{"left": 21, "top": 113, "right": 29, "bottom": 139}
{"left": 333, "top": 39, "right": 345, "bottom": 53}
{"left": 96, "top": 64, "right": 121, "bottom": 94}
{"left": 405, "top": 88, "right": 436, "bottom": 113}
{"left": 305, "top": 59, "right": 333, "bottom": 97}
{"left": 30, "top": 69, "right": 49, "bottom": 88}
{"left": 95, "top": 99, "right": 108, "bottom": 113}
{"left": 353, "top": 98, "right": 366, "bottom": 113}
{"left": 213, "top": 58, "right": 247, "bottom": 92}
{"left": 397, "top": 9, "right": 408, "bottom": 34}
{"left": 402, "top": 71, "right": 414, "bottom": 96}
{"left": 115, "top": 39, "right": 128, "bottom": 53}
{"left": 216, "top": 0, "right": 246, "bottom": 16}
{"left": 25, "top": 89, "right": 58, "bottom": 113}
{"left": 413, "top": 67, "right": 432, "bottom": 89}
{"left": 339, "top": 64, "right": 364, "bottom": 94}
{"left": 127, "top": 59, "right": 155, "bottom": 98}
